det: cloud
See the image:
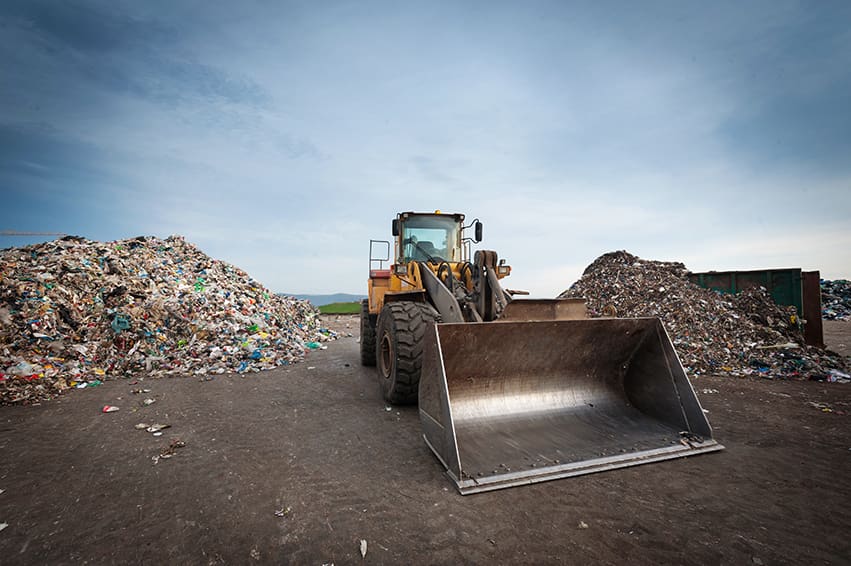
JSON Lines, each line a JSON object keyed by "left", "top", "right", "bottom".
{"left": 1, "top": 1, "right": 849, "bottom": 295}
{"left": 0, "top": 0, "right": 269, "bottom": 118}
{"left": 6, "top": 0, "right": 175, "bottom": 52}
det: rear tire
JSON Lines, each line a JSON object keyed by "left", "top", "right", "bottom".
{"left": 376, "top": 301, "right": 439, "bottom": 405}
{"left": 360, "top": 300, "right": 376, "bottom": 366}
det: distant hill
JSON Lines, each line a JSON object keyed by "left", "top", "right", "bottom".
{"left": 281, "top": 293, "right": 366, "bottom": 307}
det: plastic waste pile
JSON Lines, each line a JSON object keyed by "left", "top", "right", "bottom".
{"left": 0, "top": 235, "right": 333, "bottom": 404}
{"left": 821, "top": 279, "right": 851, "bottom": 320}
{"left": 560, "top": 251, "right": 848, "bottom": 380}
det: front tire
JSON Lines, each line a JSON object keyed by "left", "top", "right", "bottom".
{"left": 376, "top": 301, "right": 439, "bottom": 405}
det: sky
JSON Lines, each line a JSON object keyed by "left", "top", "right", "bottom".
{"left": 1, "top": 0, "right": 850, "bottom": 296}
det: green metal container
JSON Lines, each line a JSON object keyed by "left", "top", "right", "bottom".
{"left": 688, "top": 268, "right": 803, "bottom": 315}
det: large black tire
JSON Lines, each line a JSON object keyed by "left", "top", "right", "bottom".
{"left": 360, "top": 300, "right": 377, "bottom": 366}
{"left": 376, "top": 301, "right": 439, "bottom": 405}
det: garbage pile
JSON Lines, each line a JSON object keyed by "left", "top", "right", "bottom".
{"left": 560, "top": 251, "right": 848, "bottom": 380}
{"left": 0, "top": 235, "right": 333, "bottom": 404}
{"left": 821, "top": 279, "right": 851, "bottom": 320}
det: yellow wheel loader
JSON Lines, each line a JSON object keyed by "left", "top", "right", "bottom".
{"left": 363, "top": 211, "right": 722, "bottom": 494}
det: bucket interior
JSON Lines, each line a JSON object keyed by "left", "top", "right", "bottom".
{"left": 430, "top": 319, "right": 712, "bottom": 482}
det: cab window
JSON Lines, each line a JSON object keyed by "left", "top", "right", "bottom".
{"left": 401, "top": 216, "right": 460, "bottom": 263}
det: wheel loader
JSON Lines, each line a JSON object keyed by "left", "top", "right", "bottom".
{"left": 362, "top": 211, "right": 722, "bottom": 494}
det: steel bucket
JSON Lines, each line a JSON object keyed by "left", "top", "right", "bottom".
{"left": 418, "top": 318, "right": 723, "bottom": 494}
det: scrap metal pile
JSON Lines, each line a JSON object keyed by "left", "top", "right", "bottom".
{"left": 821, "top": 279, "right": 851, "bottom": 320}
{"left": 561, "top": 251, "right": 848, "bottom": 380}
{"left": 0, "top": 235, "right": 331, "bottom": 404}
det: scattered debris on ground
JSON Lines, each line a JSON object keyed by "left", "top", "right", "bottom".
{"left": 138, "top": 423, "right": 171, "bottom": 435}
{"left": 152, "top": 439, "right": 186, "bottom": 464}
{"left": 561, "top": 251, "right": 848, "bottom": 380}
{"left": 159, "top": 439, "right": 186, "bottom": 458}
{"left": 0, "top": 235, "right": 337, "bottom": 404}
{"left": 822, "top": 279, "right": 851, "bottom": 320}
{"left": 827, "top": 369, "right": 850, "bottom": 383}
{"left": 808, "top": 401, "right": 835, "bottom": 413}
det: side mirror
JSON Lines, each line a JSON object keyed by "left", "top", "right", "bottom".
{"left": 474, "top": 221, "right": 483, "bottom": 243}
{"left": 392, "top": 219, "right": 400, "bottom": 236}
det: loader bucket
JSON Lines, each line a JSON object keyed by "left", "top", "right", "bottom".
{"left": 418, "top": 318, "right": 723, "bottom": 494}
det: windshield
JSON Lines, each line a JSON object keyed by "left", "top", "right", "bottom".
{"left": 401, "top": 215, "right": 461, "bottom": 263}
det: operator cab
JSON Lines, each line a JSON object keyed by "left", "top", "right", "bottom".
{"left": 400, "top": 214, "right": 460, "bottom": 263}
{"left": 391, "top": 212, "right": 460, "bottom": 263}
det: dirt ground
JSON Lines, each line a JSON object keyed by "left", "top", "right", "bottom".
{"left": 1, "top": 316, "right": 849, "bottom": 565}
{"left": 824, "top": 319, "right": 851, "bottom": 357}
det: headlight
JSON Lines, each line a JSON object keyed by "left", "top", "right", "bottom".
{"left": 395, "top": 264, "right": 408, "bottom": 275}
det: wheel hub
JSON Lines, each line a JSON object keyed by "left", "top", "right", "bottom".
{"left": 380, "top": 333, "right": 393, "bottom": 379}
